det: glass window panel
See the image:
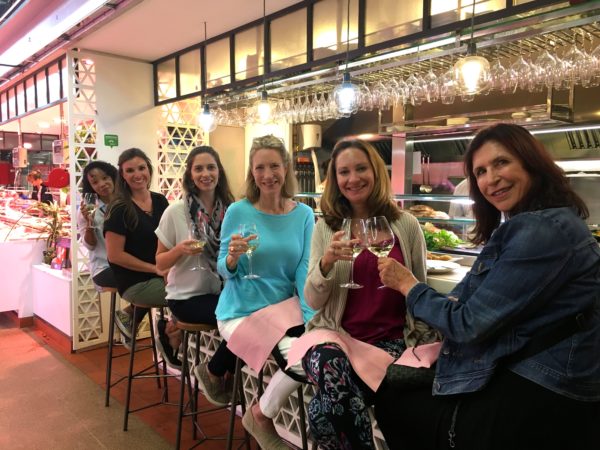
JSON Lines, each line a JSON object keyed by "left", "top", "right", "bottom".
{"left": 25, "top": 77, "right": 36, "bottom": 111}
{"left": 23, "top": 133, "right": 41, "bottom": 150}
{"left": 313, "top": 0, "right": 358, "bottom": 60}
{"left": 60, "top": 56, "right": 67, "bottom": 97}
{"left": 16, "top": 83, "right": 25, "bottom": 116}
{"left": 431, "top": 0, "right": 505, "bottom": 28}
{"left": 234, "top": 24, "right": 264, "bottom": 81}
{"left": 365, "top": 0, "right": 422, "bottom": 46}
{"left": 3, "top": 132, "right": 19, "bottom": 149}
{"left": 48, "top": 63, "right": 61, "bottom": 103}
{"left": 42, "top": 134, "right": 57, "bottom": 151}
{"left": 271, "top": 9, "right": 307, "bottom": 71}
{"left": 36, "top": 71, "right": 48, "bottom": 108}
{"left": 513, "top": 0, "right": 533, "bottom": 4}
{"left": 0, "top": 92, "right": 7, "bottom": 121}
{"left": 157, "top": 57, "right": 177, "bottom": 101}
{"left": 179, "top": 48, "right": 202, "bottom": 96}
{"left": 7, "top": 88, "right": 16, "bottom": 118}
{"left": 206, "top": 37, "right": 231, "bottom": 88}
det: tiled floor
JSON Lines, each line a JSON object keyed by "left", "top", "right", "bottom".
{"left": 0, "top": 313, "right": 251, "bottom": 450}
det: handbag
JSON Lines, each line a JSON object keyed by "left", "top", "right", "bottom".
{"left": 385, "top": 363, "right": 435, "bottom": 391}
{"left": 385, "top": 342, "right": 441, "bottom": 391}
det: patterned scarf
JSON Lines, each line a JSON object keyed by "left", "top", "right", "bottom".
{"left": 186, "top": 193, "right": 226, "bottom": 272}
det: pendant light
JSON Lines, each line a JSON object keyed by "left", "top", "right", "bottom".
{"left": 255, "top": 0, "right": 272, "bottom": 124}
{"left": 332, "top": 0, "right": 360, "bottom": 115}
{"left": 198, "top": 22, "right": 217, "bottom": 133}
{"left": 453, "top": 1, "right": 491, "bottom": 95}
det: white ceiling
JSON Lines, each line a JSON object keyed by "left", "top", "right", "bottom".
{"left": 75, "top": 0, "right": 301, "bottom": 62}
{"left": 0, "top": 0, "right": 300, "bottom": 136}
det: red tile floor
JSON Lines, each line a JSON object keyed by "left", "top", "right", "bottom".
{"left": 31, "top": 320, "right": 253, "bottom": 450}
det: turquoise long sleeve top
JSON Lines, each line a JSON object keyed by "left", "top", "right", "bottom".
{"left": 216, "top": 199, "right": 315, "bottom": 323}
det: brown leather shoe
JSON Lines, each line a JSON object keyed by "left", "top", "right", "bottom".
{"left": 242, "top": 406, "right": 289, "bottom": 450}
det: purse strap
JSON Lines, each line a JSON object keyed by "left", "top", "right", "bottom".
{"left": 504, "top": 305, "right": 594, "bottom": 366}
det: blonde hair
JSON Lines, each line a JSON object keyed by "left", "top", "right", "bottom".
{"left": 244, "top": 135, "right": 297, "bottom": 202}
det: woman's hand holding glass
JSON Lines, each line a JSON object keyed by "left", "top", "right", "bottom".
{"left": 229, "top": 224, "right": 260, "bottom": 279}
{"left": 82, "top": 193, "right": 99, "bottom": 228}
{"left": 377, "top": 257, "right": 418, "bottom": 295}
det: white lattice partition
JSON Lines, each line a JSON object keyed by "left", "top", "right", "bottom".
{"left": 67, "top": 50, "right": 104, "bottom": 350}
{"left": 157, "top": 98, "right": 205, "bottom": 202}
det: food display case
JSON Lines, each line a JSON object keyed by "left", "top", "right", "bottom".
{"left": 0, "top": 188, "right": 72, "bottom": 324}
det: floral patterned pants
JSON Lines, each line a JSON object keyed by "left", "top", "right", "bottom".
{"left": 301, "top": 338, "right": 405, "bottom": 450}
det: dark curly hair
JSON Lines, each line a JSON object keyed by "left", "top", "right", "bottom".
{"left": 81, "top": 161, "right": 117, "bottom": 194}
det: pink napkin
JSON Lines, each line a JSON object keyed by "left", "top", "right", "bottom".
{"left": 287, "top": 329, "right": 395, "bottom": 392}
{"left": 395, "top": 342, "right": 442, "bottom": 368}
{"left": 226, "top": 297, "right": 303, "bottom": 372}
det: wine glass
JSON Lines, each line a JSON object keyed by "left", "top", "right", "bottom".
{"left": 339, "top": 218, "right": 367, "bottom": 289}
{"left": 366, "top": 216, "right": 395, "bottom": 289}
{"left": 82, "top": 193, "right": 99, "bottom": 228}
{"left": 239, "top": 223, "right": 260, "bottom": 279}
{"left": 188, "top": 219, "right": 208, "bottom": 271}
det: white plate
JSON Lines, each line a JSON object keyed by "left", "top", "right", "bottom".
{"left": 426, "top": 260, "right": 461, "bottom": 274}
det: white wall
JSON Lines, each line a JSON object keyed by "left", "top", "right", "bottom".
{"left": 92, "top": 53, "right": 160, "bottom": 190}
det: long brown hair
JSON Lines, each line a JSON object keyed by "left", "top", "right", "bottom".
{"left": 465, "top": 123, "right": 588, "bottom": 244}
{"left": 244, "top": 135, "right": 297, "bottom": 202}
{"left": 105, "top": 148, "right": 154, "bottom": 231}
{"left": 321, "top": 139, "right": 399, "bottom": 231}
{"left": 183, "top": 146, "right": 234, "bottom": 206}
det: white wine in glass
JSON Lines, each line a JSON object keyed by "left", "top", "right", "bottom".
{"left": 366, "top": 216, "right": 395, "bottom": 288}
{"left": 82, "top": 192, "right": 99, "bottom": 228}
{"left": 188, "top": 220, "right": 208, "bottom": 271}
{"left": 239, "top": 223, "right": 260, "bottom": 279}
{"left": 339, "top": 218, "right": 367, "bottom": 289}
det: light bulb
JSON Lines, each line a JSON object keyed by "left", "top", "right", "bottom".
{"left": 453, "top": 44, "right": 491, "bottom": 95}
{"left": 333, "top": 72, "right": 360, "bottom": 115}
{"left": 198, "top": 103, "right": 217, "bottom": 133}
{"left": 256, "top": 90, "right": 272, "bottom": 124}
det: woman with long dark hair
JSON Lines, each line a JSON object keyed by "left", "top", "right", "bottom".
{"left": 104, "top": 148, "right": 178, "bottom": 366}
{"left": 376, "top": 124, "right": 600, "bottom": 450}
{"left": 155, "top": 145, "right": 237, "bottom": 405}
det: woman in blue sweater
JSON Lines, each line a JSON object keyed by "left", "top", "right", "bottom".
{"left": 216, "top": 135, "right": 314, "bottom": 450}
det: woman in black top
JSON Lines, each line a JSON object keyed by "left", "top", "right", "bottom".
{"left": 27, "top": 170, "right": 52, "bottom": 204}
{"left": 104, "top": 148, "right": 179, "bottom": 367}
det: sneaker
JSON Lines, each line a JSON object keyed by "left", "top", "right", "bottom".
{"left": 114, "top": 310, "right": 133, "bottom": 339}
{"left": 156, "top": 319, "right": 182, "bottom": 369}
{"left": 193, "top": 362, "right": 231, "bottom": 407}
{"left": 242, "top": 405, "right": 289, "bottom": 450}
{"left": 120, "top": 333, "right": 132, "bottom": 352}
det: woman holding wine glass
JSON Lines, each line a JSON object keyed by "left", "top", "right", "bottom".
{"left": 79, "top": 161, "right": 118, "bottom": 289}
{"left": 295, "top": 138, "right": 438, "bottom": 449}
{"left": 154, "top": 145, "right": 238, "bottom": 406}
{"left": 215, "top": 135, "right": 315, "bottom": 450}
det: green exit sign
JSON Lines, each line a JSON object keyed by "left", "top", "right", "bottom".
{"left": 104, "top": 134, "right": 119, "bottom": 147}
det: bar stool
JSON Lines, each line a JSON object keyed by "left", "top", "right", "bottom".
{"left": 175, "top": 320, "right": 251, "bottom": 450}
{"left": 99, "top": 286, "right": 157, "bottom": 407}
{"left": 123, "top": 302, "right": 177, "bottom": 431}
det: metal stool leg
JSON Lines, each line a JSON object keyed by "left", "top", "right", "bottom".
{"left": 175, "top": 329, "right": 190, "bottom": 450}
{"left": 123, "top": 303, "right": 141, "bottom": 431}
{"left": 226, "top": 357, "right": 251, "bottom": 450}
{"left": 104, "top": 291, "right": 117, "bottom": 407}
{"left": 297, "top": 385, "right": 308, "bottom": 450}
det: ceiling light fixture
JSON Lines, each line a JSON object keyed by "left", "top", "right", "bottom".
{"left": 332, "top": 0, "right": 359, "bottom": 116}
{"left": 198, "top": 22, "right": 217, "bottom": 133}
{"left": 255, "top": 0, "right": 272, "bottom": 124}
{"left": 453, "top": 1, "right": 491, "bottom": 95}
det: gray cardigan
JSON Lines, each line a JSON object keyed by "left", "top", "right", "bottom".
{"left": 304, "top": 211, "right": 440, "bottom": 347}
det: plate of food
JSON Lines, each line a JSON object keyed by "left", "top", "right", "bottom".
{"left": 427, "top": 252, "right": 463, "bottom": 263}
{"left": 426, "top": 260, "right": 461, "bottom": 274}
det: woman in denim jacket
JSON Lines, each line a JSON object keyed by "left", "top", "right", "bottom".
{"left": 375, "top": 124, "right": 600, "bottom": 450}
